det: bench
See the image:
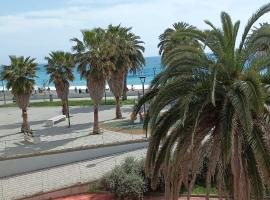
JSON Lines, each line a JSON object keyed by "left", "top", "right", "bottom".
{"left": 45, "top": 115, "right": 66, "bottom": 127}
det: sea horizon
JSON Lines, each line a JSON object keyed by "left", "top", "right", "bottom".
{"left": 34, "top": 56, "right": 162, "bottom": 89}
{"left": 0, "top": 56, "right": 162, "bottom": 91}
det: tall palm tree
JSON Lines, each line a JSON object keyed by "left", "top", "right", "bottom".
{"left": 1, "top": 56, "right": 37, "bottom": 135}
{"left": 71, "top": 28, "right": 114, "bottom": 134}
{"left": 45, "top": 51, "right": 75, "bottom": 116}
{"left": 107, "top": 25, "right": 145, "bottom": 119}
{"left": 134, "top": 4, "right": 270, "bottom": 200}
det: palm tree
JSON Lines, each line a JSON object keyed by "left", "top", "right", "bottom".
{"left": 1, "top": 56, "right": 37, "bottom": 135}
{"left": 45, "top": 51, "right": 75, "bottom": 116}
{"left": 71, "top": 28, "right": 114, "bottom": 134}
{"left": 107, "top": 25, "right": 145, "bottom": 119}
{"left": 134, "top": 4, "right": 270, "bottom": 200}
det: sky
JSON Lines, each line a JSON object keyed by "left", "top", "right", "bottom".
{"left": 1, "top": 0, "right": 270, "bottom": 64}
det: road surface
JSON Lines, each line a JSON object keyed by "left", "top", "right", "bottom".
{"left": 0, "top": 141, "right": 148, "bottom": 178}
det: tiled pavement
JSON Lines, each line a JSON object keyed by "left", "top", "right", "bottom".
{"left": 0, "top": 105, "right": 143, "bottom": 158}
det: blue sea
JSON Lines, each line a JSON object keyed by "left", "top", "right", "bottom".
{"left": 35, "top": 56, "right": 162, "bottom": 88}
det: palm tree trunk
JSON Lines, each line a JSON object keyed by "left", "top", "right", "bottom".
{"left": 21, "top": 108, "right": 30, "bottom": 133}
{"left": 165, "top": 180, "right": 173, "bottom": 200}
{"left": 122, "top": 72, "right": 128, "bottom": 101}
{"left": 55, "top": 80, "right": 69, "bottom": 117}
{"left": 93, "top": 103, "right": 100, "bottom": 134}
{"left": 87, "top": 74, "right": 105, "bottom": 135}
{"left": 172, "top": 178, "right": 182, "bottom": 200}
{"left": 107, "top": 71, "right": 125, "bottom": 119}
{"left": 115, "top": 96, "right": 122, "bottom": 119}
{"left": 164, "top": 166, "right": 173, "bottom": 200}
{"left": 62, "top": 100, "right": 68, "bottom": 116}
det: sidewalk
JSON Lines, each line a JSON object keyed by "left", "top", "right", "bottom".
{"left": 0, "top": 149, "right": 147, "bottom": 200}
{"left": 0, "top": 105, "right": 144, "bottom": 158}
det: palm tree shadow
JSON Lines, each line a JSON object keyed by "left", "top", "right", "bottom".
{"left": 2, "top": 134, "right": 89, "bottom": 157}
{"left": 0, "top": 132, "right": 22, "bottom": 140}
{"left": 0, "top": 120, "right": 46, "bottom": 130}
{"left": 119, "top": 106, "right": 133, "bottom": 113}
{"left": 36, "top": 122, "right": 94, "bottom": 137}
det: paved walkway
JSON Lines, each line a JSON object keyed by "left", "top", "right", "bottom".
{"left": 55, "top": 194, "right": 114, "bottom": 200}
{"left": 0, "top": 149, "right": 147, "bottom": 200}
{"left": 55, "top": 194, "right": 222, "bottom": 200}
{"left": 0, "top": 105, "right": 143, "bottom": 158}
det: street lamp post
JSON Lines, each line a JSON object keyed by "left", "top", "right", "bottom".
{"left": 153, "top": 67, "right": 156, "bottom": 77}
{"left": 1, "top": 80, "right": 6, "bottom": 105}
{"left": 139, "top": 75, "right": 146, "bottom": 114}
{"left": 139, "top": 75, "right": 147, "bottom": 138}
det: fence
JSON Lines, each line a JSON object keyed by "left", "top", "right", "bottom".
{"left": 0, "top": 149, "right": 146, "bottom": 200}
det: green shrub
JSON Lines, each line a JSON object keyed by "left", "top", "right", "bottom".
{"left": 104, "top": 157, "right": 147, "bottom": 200}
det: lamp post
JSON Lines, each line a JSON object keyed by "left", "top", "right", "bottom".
{"left": 139, "top": 75, "right": 147, "bottom": 138}
{"left": 153, "top": 67, "right": 156, "bottom": 77}
{"left": 139, "top": 75, "right": 146, "bottom": 113}
{"left": 1, "top": 80, "right": 6, "bottom": 105}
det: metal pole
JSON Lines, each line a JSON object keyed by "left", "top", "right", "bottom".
{"left": 142, "top": 82, "right": 145, "bottom": 114}
{"left": 142, "top": 82, "right": 147, "bottom": 138}
{"left": 2, "top": 80, "right": 6, "bottom": 105}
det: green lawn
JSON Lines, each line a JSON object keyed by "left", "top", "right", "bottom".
{"left": 0, "top": 99, "right": 136, "bottom": 107}
{"left": 100, "top": 119, "right": 144, "bottom": 134}
{"left": 182, "top": 186, "right": 218, "bottom": 195}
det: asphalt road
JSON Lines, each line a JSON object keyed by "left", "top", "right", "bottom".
{"left": 0, "top": 141, "right": 148, "bottom": 178}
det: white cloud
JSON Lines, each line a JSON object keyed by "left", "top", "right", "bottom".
{"left": 0, "top": 0, "right": 270, "bottom": 64}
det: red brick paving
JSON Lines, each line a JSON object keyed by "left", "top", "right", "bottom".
{"left": 54, "top": 194, "right": 114, "bottom": 200}
{"left": 54, "top": 193, "right": 221, "bottom": 200}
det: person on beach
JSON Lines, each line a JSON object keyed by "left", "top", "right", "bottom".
{"left": 131, "top": 84, "right": 134, "bottom": 91}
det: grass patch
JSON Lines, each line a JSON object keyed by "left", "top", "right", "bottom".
{"left": 182, "top": 186, "right": 218, "bottom": 195}
{"left": 100, "top": 119, "right": 144, "bottom": 134}
{"left": 0, "top": 99, "right": 136, "bottom": 108}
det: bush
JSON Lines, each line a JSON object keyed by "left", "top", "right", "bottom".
{"left": 104, "top": 157, "right": 147, "bottom": 200}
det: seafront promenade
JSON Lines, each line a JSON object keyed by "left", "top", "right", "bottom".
{"left": 0, "top": 105, "right": 143, "bottom": 158}
{"left": 0, "top": 103, "right": 147, "bottom": 199}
